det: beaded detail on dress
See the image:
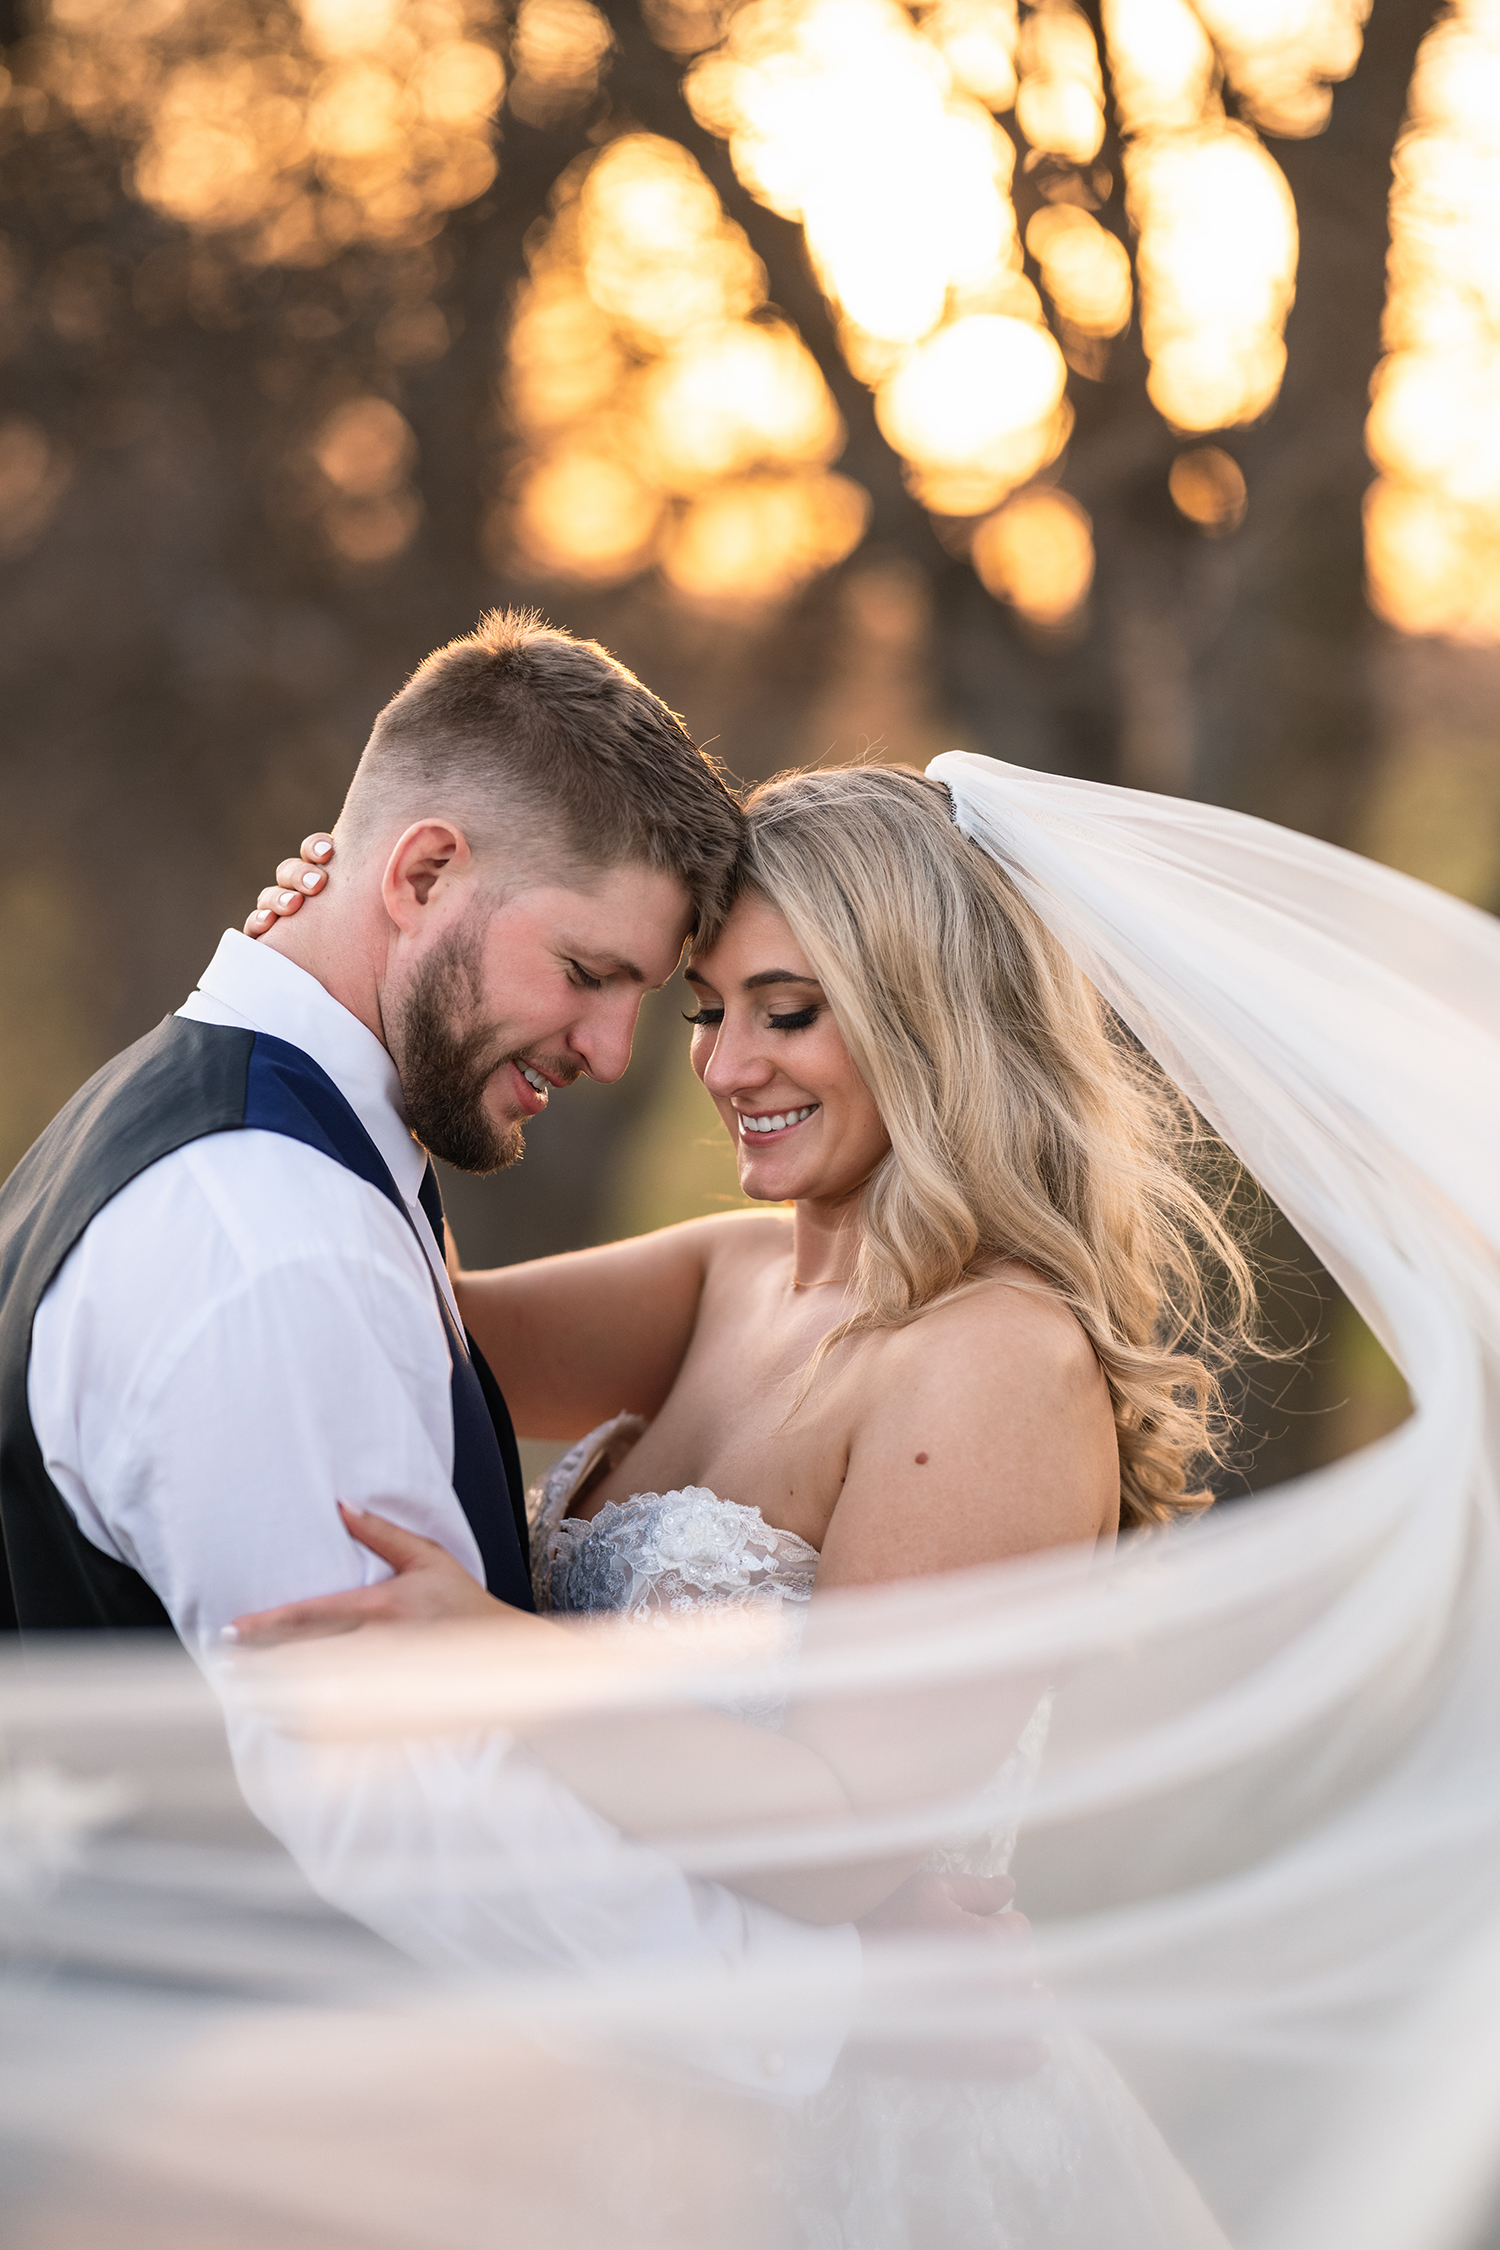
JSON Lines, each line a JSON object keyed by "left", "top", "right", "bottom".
{"left": 528, "top": 1412, "right": 818, "bottom": 1626}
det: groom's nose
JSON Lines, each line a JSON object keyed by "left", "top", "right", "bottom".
{"left": 568, "top": 990, "right": 644, "bottom": 1083}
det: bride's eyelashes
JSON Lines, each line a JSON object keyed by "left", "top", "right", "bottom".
{"left": 680, "top": 1005, "right": 820, "bottom": 1031}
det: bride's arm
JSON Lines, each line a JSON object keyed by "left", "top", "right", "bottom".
{"left": 454, "top": 1207, "right": 786, "bottom": 1439}
{"left": 454, "top": 1223, "right": 715, "bottom": 1437}
{"left": 780, "top": 1282, "right": 1116, "bottom": 1812}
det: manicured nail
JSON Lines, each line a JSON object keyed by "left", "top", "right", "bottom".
{"left": 219, "top": 1623, "right": 240, "bottom": 1643}
{"left": 278, "top": 890, "right": 297, "bottom": 907}
{"left": 311, "top": 840, "right": 332, "bottom": 858}
{"left": 302, "top": 870, "right": 322, "bottom": 889}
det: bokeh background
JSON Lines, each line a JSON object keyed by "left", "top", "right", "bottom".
{"left": 2, "top": 0, "right": 1491, "bottom": 1485}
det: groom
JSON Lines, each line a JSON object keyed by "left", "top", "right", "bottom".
{"left": 1, "top": 608, "right": 739, "bottom": 1643}
{"left": 0, "top": 611, "right": 877, "bottom": 2090}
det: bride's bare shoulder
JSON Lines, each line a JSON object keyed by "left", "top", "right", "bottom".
{"left": 880, "top": 1264, "right": 1101, "bottom": 1388}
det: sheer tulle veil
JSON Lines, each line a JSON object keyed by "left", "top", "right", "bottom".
{"left": 6, "top": 752, "right": 1500, "bottom": 2249}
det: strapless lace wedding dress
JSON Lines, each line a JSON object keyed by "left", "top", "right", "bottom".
{"left": 530, "top": 1418, "right": 1231, "bottom": 2250}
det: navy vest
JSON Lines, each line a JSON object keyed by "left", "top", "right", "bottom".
{"left": 0, "top": 1014, "right": 534, "bottom": 1633}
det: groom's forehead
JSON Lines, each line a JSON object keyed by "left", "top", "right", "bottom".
{"left": 495, "top": 861, "right": 692, "bottom": 977}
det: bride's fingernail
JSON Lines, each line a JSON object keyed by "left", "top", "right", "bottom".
{"left": 311, "top": 839, "right": 332, "bottom": 858}
{"left": 302, "top": 870, "right": 322, "bottom": 889}
{"left": 219, "top": 1623, "right": 240, "bottom": 1643}
{"left": 278, "top": 890, "right": 297, "bottom": 907}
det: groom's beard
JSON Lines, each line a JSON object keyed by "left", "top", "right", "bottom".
{"left": 390, "top": 926, "right": 527, "bottom": 1176}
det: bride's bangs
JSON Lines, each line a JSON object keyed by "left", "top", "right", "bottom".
{"left": 741, "top": 766, "right": 1259, "bottom": 1526}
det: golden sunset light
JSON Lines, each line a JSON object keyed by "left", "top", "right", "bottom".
{"left": 7, "top": 13, "right": 1500, "bottom": 2236}
{"left": 1365, "top": 0, "right": 1500, "bottom": 643}
{"left": 19, "top": 0, "right": 1475, "bottom": 639}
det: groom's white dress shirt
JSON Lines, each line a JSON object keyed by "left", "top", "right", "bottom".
{"left": 28, "top": 931, "right": 859, "bottom": 2093}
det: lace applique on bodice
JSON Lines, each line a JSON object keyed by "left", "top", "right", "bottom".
{"left": 529, "top": 1413, "right": 820, "bottom": 1626}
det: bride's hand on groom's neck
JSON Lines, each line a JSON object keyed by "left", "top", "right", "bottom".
{"left": 246, "top": 833, "right": 334, "bottom": 937}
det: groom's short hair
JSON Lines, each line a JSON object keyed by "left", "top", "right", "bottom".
{"left": 340, "top": 609, "right": 743, "bottom": 937}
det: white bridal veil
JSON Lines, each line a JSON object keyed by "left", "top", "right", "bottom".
{"left": 6, "top": 753, "right": 1500, "bottom": 2250}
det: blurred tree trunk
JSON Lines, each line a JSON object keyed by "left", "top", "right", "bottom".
{"left": 599, "top": 2, "right": 1440, "bottom": 811}
{"left": 1194, "top": 0, "right": 1442, "bottom": 840}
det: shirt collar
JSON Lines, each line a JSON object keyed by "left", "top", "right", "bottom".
{"left": 189, "top": 931, "right": 427, "bottom": 1203}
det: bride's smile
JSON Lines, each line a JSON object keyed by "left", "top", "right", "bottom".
{"left": 685, "top": 891, "right": 893, "bottom": 1215}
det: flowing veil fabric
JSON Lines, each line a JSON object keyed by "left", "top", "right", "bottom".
{"left": 7, "top": 754, "right": 1500, "bottom": 2248}
{"left": 926, "top": 755, "right": 1500, "bottom": 2248}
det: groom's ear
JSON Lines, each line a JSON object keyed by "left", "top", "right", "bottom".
{"left": 381, "top": 820, "right": 475, "bottom": 931}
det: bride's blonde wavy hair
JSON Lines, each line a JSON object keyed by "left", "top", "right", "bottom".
{"left": 738, "top": 765, "right": 1258, "bottom": 1529}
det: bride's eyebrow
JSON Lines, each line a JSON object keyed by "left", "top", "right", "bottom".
{"left": 681, "top": 967, "right": 822, "bottom": 994}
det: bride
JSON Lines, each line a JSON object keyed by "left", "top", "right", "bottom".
{"left": 235, "top": 760, "right": 1258, "bottom": 2246}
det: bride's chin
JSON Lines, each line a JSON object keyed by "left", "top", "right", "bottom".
{"left": 736, "top": 1150, "right": 805, "bottom": 1196}
{"left": 729, "top": 1115, "right": 824, "bottom": 1196}
{"left": 736, "top": 1166, "right": 789, "bottom": 1200}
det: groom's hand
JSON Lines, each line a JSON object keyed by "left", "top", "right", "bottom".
{"left": 850, "top": 1871, "right": 1048, "bottom": 2080}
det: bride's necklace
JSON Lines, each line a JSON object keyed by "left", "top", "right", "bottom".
{"left": 791, "top": 1272, "right": 852, "bottom": 1291}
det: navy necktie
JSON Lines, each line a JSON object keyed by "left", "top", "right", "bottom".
{"left": 417, "top": 1159, "right": 446, "bottom": 1262}
{"left": 413, "top": 1154, "right": 533, "bottom": 1596}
